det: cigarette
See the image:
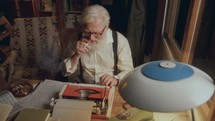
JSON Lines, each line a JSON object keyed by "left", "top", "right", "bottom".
{"left": 84, "top": 42, "right": 89, "bottom": 48}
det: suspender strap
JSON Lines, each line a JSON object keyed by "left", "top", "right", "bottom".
{"left": 78, "top": 32, "right": 83, "bottom": 82}
{"left": 79, "top": 59, "right": 83, "bottom": 82}
{"left": 112, "top": 30, "right": 118, "bottom": 75}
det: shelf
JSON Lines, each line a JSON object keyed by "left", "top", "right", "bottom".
{"left": 64, "top": 11, "right": 82, "bottom": 14}
{"left": 40, "top": 10, "right": 53, "bottom": 13}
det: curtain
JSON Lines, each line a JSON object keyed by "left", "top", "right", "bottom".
{"left": 127, "top": 0, "right": 146, "bottom": 67}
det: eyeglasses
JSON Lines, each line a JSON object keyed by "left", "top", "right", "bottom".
{"left": 82, "top": 26, "right": 106, "bottom": 38}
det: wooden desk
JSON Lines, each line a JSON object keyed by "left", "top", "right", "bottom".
{"left": 110, "top": 87, "right": 127, "bottom": 117}
{"left": 6, "top": 80, "right": 128, "bottom": 121}
{"left": 3, "top": 80, "right": 192, "bottom": 121}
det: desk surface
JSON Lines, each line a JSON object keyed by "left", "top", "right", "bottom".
{"left": 110, "top": 88, "right": 127, "bottom": 116}
{"left": 5, "top": 80, "right": 190, "bottom": 121}
{"left": 8, "top": 79, "right": 127, "bottom": 121}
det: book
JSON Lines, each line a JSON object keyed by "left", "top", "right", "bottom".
{"left": 15, "top": 108, "right": 50, "bottom": 121}
{"left": 0, "top": 103, "right": 12, "bottom": 121}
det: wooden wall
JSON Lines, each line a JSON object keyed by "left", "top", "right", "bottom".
{"left": 194, "top": 0, "right": 215, "bottom": 59}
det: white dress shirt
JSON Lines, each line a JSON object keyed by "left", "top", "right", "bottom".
{"left": 63, "top": 28, "right": 134, "bottom": 84}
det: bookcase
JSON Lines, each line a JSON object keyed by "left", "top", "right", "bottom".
{"left": 56, "top": 0, "right": 89, "bottom": 48}
{"left": 32, "top": 0, "right": 90, "bottom": 49}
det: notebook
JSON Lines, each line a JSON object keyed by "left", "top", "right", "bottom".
{"left": 15, "top": 108, "right": 50, "bottom": 121}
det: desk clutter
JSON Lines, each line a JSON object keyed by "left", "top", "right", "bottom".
{"left": 8, "top": 81, "right": 34, "bottom": 97}
{"left": 0, "top": 79, "right": 115, "bottom": 121}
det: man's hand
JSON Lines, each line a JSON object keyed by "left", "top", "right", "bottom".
{"left": 100, "top": 74, "right": 118, "bottom": 87}
{"left": 76, "top": 39, "right": 91, "bottom": 56}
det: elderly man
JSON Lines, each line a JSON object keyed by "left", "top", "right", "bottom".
{"left": 62, "top": 4, "right": 133, "bottom": 87}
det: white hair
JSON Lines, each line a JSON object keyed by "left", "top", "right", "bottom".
{"left": 79, "top": 4, "right": 110, "bottom": 26}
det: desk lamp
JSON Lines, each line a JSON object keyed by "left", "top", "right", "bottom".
{"left": 118, "top": 60, "right": 215, "bottom": 120}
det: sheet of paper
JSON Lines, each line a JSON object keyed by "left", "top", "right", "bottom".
{"left": 0, "top": 90, "right": 23, "bottom": 119}
{"left": 17, "top": 79, "right": 68, "bottom": 108}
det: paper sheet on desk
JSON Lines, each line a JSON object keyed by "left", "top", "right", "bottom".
{"left": 0, "top": 90, "right": 23, "bottom": 117}
{"left": 17, "top": 79, "right": 68, "bottom": 109}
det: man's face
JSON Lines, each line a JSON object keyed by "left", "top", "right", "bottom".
{"left": 82, "top": 18, "right": 107, "bottom": 44}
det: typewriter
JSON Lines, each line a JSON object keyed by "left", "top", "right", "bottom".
{"left": 58, "top": 83, "right": 115, "bottom": 120}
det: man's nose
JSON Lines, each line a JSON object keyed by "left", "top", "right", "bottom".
{"left": 89, "top": 34, "right": 95, "bottom": 40}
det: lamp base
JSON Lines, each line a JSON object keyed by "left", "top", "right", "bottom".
{"left": 191, "top": 109, "right": 195, "bottom": 121}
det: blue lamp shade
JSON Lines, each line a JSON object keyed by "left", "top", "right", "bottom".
{"left": 118, "top": 60, "right": 215, "bottom": 112}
